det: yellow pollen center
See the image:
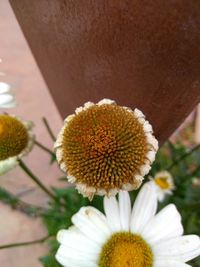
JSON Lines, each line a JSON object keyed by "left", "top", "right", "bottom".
{"left": 0, "top": 115, "right": 28, "bottom": 160}
{"left": 61, "top": 104, "right": 150, "bottom": 190}
{"left": 155, "top": 177, "right": 170, "bottom": 189}
{"left": 98, "top": 232, "right": 153, "bottom": 267}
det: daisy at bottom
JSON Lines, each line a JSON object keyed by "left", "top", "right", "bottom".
{"left": 56, "top": 183, "right": 200, "bottom": 267}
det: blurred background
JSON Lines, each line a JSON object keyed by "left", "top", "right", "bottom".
{"left": 1, "top": 1, "right": 200, "bottom": 266}
{"left": 0, "top": 1, "right": 62, "bottom": 266}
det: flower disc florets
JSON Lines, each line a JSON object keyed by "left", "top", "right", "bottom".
{"left": 99, "top": 232, "right": 153, "bottom": 267}
{"left": 55, "top": 99, "right": 158, "bottom": 199}
{"left": 0, "top": 114, "right": 35, "bottom": 175}
{"left": 0, "top": 115, "right": 28, "bottom": 160}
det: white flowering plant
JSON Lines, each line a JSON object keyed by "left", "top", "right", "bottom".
{"left": 0, "top": 100, "right": 200, "bottom": 267}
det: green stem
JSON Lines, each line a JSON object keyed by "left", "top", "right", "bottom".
{"left": 167, "top": 143, "right": 200, "bottom": 171}
{"left": 35, "top": 140, "right": 55, "bottom": 157}
{"left": 42, "top": 117, "right": 56, "bottom": 141}
{"left": 0, "top": 235, "right": 51, "bottom": 250}
{"left": 0, "top": 186, "right": 45, "bottom": 216}
{"left": 190, "top": 165, "right": 200, "bottom": 177}
{"left": 19, "top": 159, "right": 58, "bottom": 202}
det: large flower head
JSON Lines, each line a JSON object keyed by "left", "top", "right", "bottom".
{"left": 150, "top": 170, "right": 175, "bottom": 202}
{"left": 0, "top": 114, "right": 34, "bottom": 175}
{"left": 56, "top": 183, "right": 200, "bottom": 267}
{"left": 0, "top": 82, "right": 16, "bottom": 108}
{"left": 55, "top": 99, "right": 158, "bottom": 199}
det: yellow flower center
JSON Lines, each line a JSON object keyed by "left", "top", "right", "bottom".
{"left": 154, "top": 177, "right": 170, "bottom": 190}
{"left": 0, "top": 115, "right": 28, "bottom": 160}
{"left": 98, "top": 232, "right": 153, "bottom": 267}
{"left": 61, "top": 104, "right": 149, "bottom": 190}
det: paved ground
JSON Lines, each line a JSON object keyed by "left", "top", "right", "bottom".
{"left": 0, "top": 1, "right": 63, "bottom": 266}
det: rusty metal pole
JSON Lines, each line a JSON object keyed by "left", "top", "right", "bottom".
{"left": 9, "top": 1, "right": 200, "bottom": 143}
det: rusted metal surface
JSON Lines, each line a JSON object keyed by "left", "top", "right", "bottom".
{"left": 9, "top": 0, "right": 200, "bottom": 143}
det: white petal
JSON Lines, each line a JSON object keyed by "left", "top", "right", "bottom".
{"left": 64, "top": 114, "right": 75, "bottom": 123}
{"left": 56, "top": 245, "right": 96, "bottom": 261}
{"left": 143, "top": 121, "right": 153, "bottom": 132}
{"left": 54, "top": 124, "right": 66, "bottom": 148}
{"left": 57, "top": 228, "right": 100, "bottom": 253}
{"left": 55, "top": 147, "right": 63, "bottom": 163}
{"left": 96, "top": 188, "right": 107, "bottom": 196}
{"left": 154, "top": 235, "right": 200, "bottom": 263}
{"left": 122, "top": 183, "right": 137, "bottom": 191}
{"left": 119, "top": 191, "right": 131, "bottom": 231}
{"left": 72, "top": 206, "right": 111, "bottom": 244}
{"left": 154, "top": 259, "right": 191, "bottom": 267}
{"left": 0, "top": 101, "right": 16, "bottom": 108}
{"left": 106, "top": 188, "right": 119, "bottom": 197}
{"left": 76, "top": 183, "right": 96, "bottom": 200}
{"left": 157, "top": 191, "right": 165, "bottom": 202}
{"left": 75, "top": 106, "right": 83, "bottom": 114}
{"left": 0, "top": 94, "right": 14, "bottom": 105}
{"left": 56, "top": 251, "right": 98, "bottom": 267}
{"left": 134, "top": 174, "right": 144, "bottom": 182}
{"left": 133, "top": 108, "right": 145, "bottom": 119}
{"left": 138, "top": 117, "right": 146, "bottom": 124}
{"left": 130, "top": 182, "right": 157, "bottom": 234}
{"left": 98, "top": 99, "right": 115, "bottom": 105}
{"left": 140, "top": 164, "right": 151, "bottom": 176}
{"left": 0, "top": 82, "right": 10, "bottom": 93}
{"left": 146, "top": 150, "right": 156, "bottom": 163}
{"left": 122, "top": 106, "right": 134, "bottom": 114}
{"left": 84, "top": 101, "right": 94, "bottom": 109}
{"left": 57, "top": 242, "right": 99, "bottom": 262}
{"left": 142, "top": 204, "right": 183, "bottom": 244}
{"left": 104, "top": 195, "right": 121, "bottom": 232}
{"left": 146, "top": 133, "right": 159, "bottom": 151}
{"left": 56, "top": 227, "right": 99, "bottom": 266}
{"left": 67, "top": 174, "right": 76, "bottom": 183}
{"left": 0, "top": 157, "right": 18, "bottom": 175}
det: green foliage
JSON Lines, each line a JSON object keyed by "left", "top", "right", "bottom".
{"left": 0, "top": 187, "right": 19, "bottom": 207}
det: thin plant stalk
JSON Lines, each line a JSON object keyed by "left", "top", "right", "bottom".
{"left": 19, "top": 159, "right": 57, "bottom": 202}
{"left": 189, "top": 164, "right": 200, "bottom": 177}
{"left": 42, "top": 117, "right": 56, "bottom": 141}
{"left": 167, "top": 143, "right": 200, "bottom": 171}
{"left": 35, "top": 140, "right": 55, "bottom": 157}
{"left": 0, "top": 186, "right": 46, "bottom": 217}
{"left": 0, "top": 235, "right": 51, "bottom": 250}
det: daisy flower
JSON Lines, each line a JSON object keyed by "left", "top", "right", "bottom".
{"left": 55, "top": 99, "right": 158, "bottom": 199}
{"left": 0, "top": 114, "right": 35, "bottom": 175}
{"left": 56, "top": 183, "right": 200, "bottom": 267}
{"left": 0, "top": 82, "right": 16, "bottom": 108}
{"left": 150, "top": 171, "right": 175, "bottom": 202}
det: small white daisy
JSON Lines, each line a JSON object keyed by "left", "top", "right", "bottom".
{"left": 150, "top": 170, "right": 175, "bottom": 202}
{"left": 0, "top": 82, "right": 16, "bottom": 108}
{"left": 56, "top": 182, "right": 200, "bottom": 267}
{"left": 55, "top": 99, "right": 158, "bottom": 199}
{"left": 0, "top": 114, "right": 35, "bottom": 175}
